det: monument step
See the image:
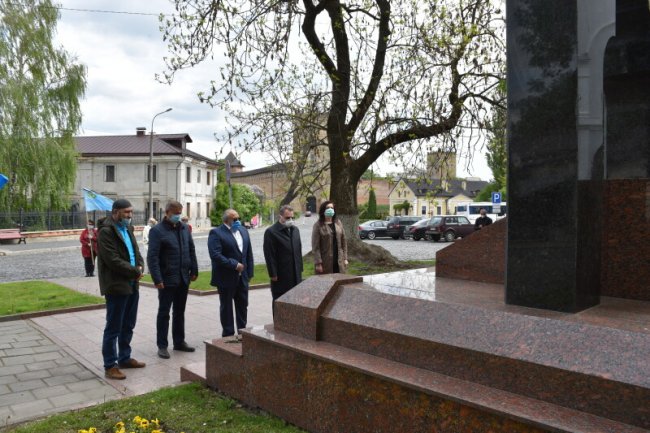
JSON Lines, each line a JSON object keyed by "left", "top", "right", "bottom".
{"left": 317, "top": 283, "right": 650, "bottom": 428}
{"left": 204, "top": 326, "right": 647, "bottom": 433}
{"left": 180, "top": 361, "right": 206, "bottom": 384}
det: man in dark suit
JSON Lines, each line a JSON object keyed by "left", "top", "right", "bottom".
{"left": 263, "top": 205, "right": 303, "bottom": 312}
{"left": 147, "top": 200, "right": 198, "bottom": 359}
{"left": 208, "top": 208, "right": 254, "bottom": 340}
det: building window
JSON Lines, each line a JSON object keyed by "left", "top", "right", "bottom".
{"left": 207, "top": 171, "right": 211, "bottom": 186}
{"left": 197, "top": 169, "right": 201, "bottom": 183}
{"left": 105, "top": 165, "right": 115, "bottom": 182}
{"left": 186, "top": 202, "right": 191, "bottom": 218}
{"left": 422, "top": 205, "right": 426, "bottom": 215}
{"left": 145, "top": 164, "right": 157, "bottom": 182}
{"left": 206, "top": 202, "right": 211, "bottom": 218}
{"left": 186, "top": 167, "right": 191, "bottom": 183}
{"left": 197, "top": 202, "right": 201, "bottom": 218}
{"left": 437, "top": 206, "right": 442, "bottom": 215}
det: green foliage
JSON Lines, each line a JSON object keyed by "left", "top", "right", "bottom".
{"left": 393, "top": 200, "right": 412, "bottom": 215}
{"left": 0, "top": 0, "right": 87, "bottom": 211}
{"left": 210, "top": 183, "right": 261, "bottom": 226}
{"left": 367, "top": 188, "right": 378, "bottom": 219}
{"left": 0, "top": 281, "right": 103, "bottom": 316}
{"left": 475, "top": 181, "right": 507, "bottom": 202}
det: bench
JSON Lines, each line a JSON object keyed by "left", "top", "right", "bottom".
{"left": 0, "top": 228, "right": 26, "bottom": 244}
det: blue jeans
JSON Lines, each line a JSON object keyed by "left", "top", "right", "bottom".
{"left": 102, "top": 291, "right": 139, "bottom": 369}
{"left": 156, "top": 285, "right": 189, "bottom": 348}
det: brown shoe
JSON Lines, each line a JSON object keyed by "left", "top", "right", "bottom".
{"left": 118, "top": 358, "right": 146, "bottom": 369}
{"left": 105, "top": 367, "right": 126, "bottom": 380}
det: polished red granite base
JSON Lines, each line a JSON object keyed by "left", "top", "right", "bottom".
{"left": 198, "top": 274, "right": 650, "bottom": 433}
{"left": 436, "top": 218, "right": 506, "bottom": 284}
{"left": 602, "top": 179, "right": 650, "bottom": 301}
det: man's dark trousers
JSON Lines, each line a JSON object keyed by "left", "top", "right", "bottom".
{"left": 102, "top": 291, "right": 139, "bottom": 369}
{"left": 156, "top": 285, "right": 189, "bottom": 348}
{"left": 218, "top": 277, "right": 248, "bottom": 337}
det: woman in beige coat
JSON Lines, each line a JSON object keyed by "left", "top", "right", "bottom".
{"left": 312, "top": 201, "right": 348, "bottom": 274}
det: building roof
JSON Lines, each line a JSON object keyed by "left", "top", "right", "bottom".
{"left": 224, "top": 151, "right": 243, "bottom": 167}
{"left": 230, "top": 163, "right": 285, "bottom": 178}
{"left": 393, "top": 177, "right": 489, "bottom": 199}
{"left": 75, "top": 133, "right": 217, "bottom": 166}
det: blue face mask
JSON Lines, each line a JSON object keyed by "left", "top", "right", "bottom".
{"left": 324, "top": 208, "right": 335, "bottom": 218}
{"left": 169, "top": 214, "right": 182, "bottom": 224}
{"left": 231, "top": 220, "right": 241, "bottom": 229}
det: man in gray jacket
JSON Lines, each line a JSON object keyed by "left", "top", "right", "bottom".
{"left": 97, "top": 199, "right": 146, "bottom": 380}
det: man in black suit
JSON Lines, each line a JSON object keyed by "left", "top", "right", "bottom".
{"left": 263, "top": 205, "right": 303, "bottom": 313}
{"left": 208, "top": 208, "right": 254, "bottom": 340}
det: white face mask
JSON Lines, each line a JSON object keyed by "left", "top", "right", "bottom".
{"left": 284, "top": 219, "right": 295, "bottom": 228}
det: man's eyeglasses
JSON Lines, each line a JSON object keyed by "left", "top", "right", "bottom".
{"left": 232, "top": 218, "right": 240, "bottom": 222}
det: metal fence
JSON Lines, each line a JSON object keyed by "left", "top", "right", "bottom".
{"left": 0, "top": 209, "right": 163, "bottom": 231}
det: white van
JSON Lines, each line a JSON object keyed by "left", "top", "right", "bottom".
{"left": 455, "top": 202, "right": 507, "bottom": 224}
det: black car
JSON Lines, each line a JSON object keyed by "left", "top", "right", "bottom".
{"left": 358, "top": 220, "right": 389, "bottom": 240}
{"left": 407, "top": 218, "right": 431, "bottom": 241}
{"left": 386, "top": 216, "right": 423, "bottom": 239}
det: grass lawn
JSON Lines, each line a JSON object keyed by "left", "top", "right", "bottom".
{"left": 6, "top": 382, "right": 304, "bottom": 433}
{"left": 0, "top": 281, "right": 104, "bottom": 317}
{"left": 142, "top": 259, "right": 436, "bottom": 291}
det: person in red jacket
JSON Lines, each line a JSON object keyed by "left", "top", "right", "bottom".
{"left": 80, "top": 220, "right": 99, "bottom": 277}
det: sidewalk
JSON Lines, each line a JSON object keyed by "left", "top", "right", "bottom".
{"left": 0, "top": 276, "right": 273, "bottom": 426}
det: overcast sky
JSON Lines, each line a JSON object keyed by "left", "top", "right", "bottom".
{"left": 53, "top": 0, "right": 492, "bottom": 180}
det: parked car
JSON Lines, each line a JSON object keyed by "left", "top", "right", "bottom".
{"left": 358, "top": 220, "right": 389, "bottom": 240}
{"left": 386, "top": 216, "right": 423, "bottom": 239}
{"left": 424, "top": 215, "right": 474, "bottom": 242}
{"left": 407, "top": 218, "right": 431, "bottom": 241}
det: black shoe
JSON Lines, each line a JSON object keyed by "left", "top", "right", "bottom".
{"left": 157, "top": 348, "right": 170, "bottom": 359}
{"left": 173, "top": 342, "right": 195, "bottom": 352}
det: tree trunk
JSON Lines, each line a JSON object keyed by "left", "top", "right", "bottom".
{"left": 330, "top": 164, "right": 400, "bottom": 266}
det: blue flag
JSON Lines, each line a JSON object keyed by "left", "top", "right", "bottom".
{"left": 0, "top": 174, "right": 8, "bottom": 190}
{"left": 82, "top": 188, "right": 114, "bottom": 211}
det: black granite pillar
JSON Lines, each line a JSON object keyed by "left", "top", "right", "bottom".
{"left": 506, "top": 0, "right": 601, "bottom": 312}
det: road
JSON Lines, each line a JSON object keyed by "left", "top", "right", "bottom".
{"left": 0, "top": 219, "right": 449, "bottom": 282}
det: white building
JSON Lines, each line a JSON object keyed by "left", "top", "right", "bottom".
{"left": 73, "top": 127, "right": 217, "bottom": 228}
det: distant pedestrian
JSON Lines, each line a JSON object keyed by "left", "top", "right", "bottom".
{"left": 79, "top": 220, "right": 98, "bottom": 277}
{"left": 311, "top": 200, "right": 348, "bottom": 274}
{"left": 474, "top": 208, "right": 493, "bottom": 230}
{"left": 208, "top": 208, "right": 254, "bottom": 341}
{"left": 181, "top": 216, "right": 192, "bottom": 233}
{"left": 97, "top": 199, "right": 146, "bottom": 380}
{"left": 142, "top": 218, "right": 157, "bottom": 247}
{"left": 263, "top": 205, "right": 303, "bottom": 311}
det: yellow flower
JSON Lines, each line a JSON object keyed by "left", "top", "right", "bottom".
{"left": 133, "top": 416, "right": 142, "bottom": 423}
{"left": 78, "top": 429, "right": 89, "bottom": 433}
{"left": 115, "top": 421, "right": 125, "bottom": 429}
{"left": 117, "top": 428, "right": 126, "bottom": 433}
{"left": 151, "top": 419, "right": 160, "bottom": 427}
{"left": 89, "top": 428, "right": 97, "bottom": 433}
{"left": 151, "top": 430, "right": 163, "bottom": 433}
{"left": 139, "top": 420, "right": 149, "bottom": 429}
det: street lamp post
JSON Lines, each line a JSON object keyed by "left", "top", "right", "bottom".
{"left": 149, "top": 108, "right": 172, "bottom": 219}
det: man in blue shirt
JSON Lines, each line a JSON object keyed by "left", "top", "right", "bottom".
{"left": 97, "top": 199, "right": 146, "bottom": 380}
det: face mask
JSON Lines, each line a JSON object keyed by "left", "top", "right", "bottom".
{"left": 231, "top": 220, "right": 242, "bottom": 229}
{"left": 120, "top": 218, "right": 131, "bottom": 227}
{"left": 87, "top": 225, "right": 94, "bottom": 230}
{"left": 170, "top": 214, "right": 182, "bottom": 224}
{"left": 284, "top": 219, "right": 295, "bottom": 228}
{"left": 324, "top": 208, "right": 335, "bottom": 218}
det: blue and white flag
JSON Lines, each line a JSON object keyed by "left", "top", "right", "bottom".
{"left": 0, "top": 174, "right": 8, "bottom": 190}
{"left": 82, "top": 188, "right": 114, "bottom": 211}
